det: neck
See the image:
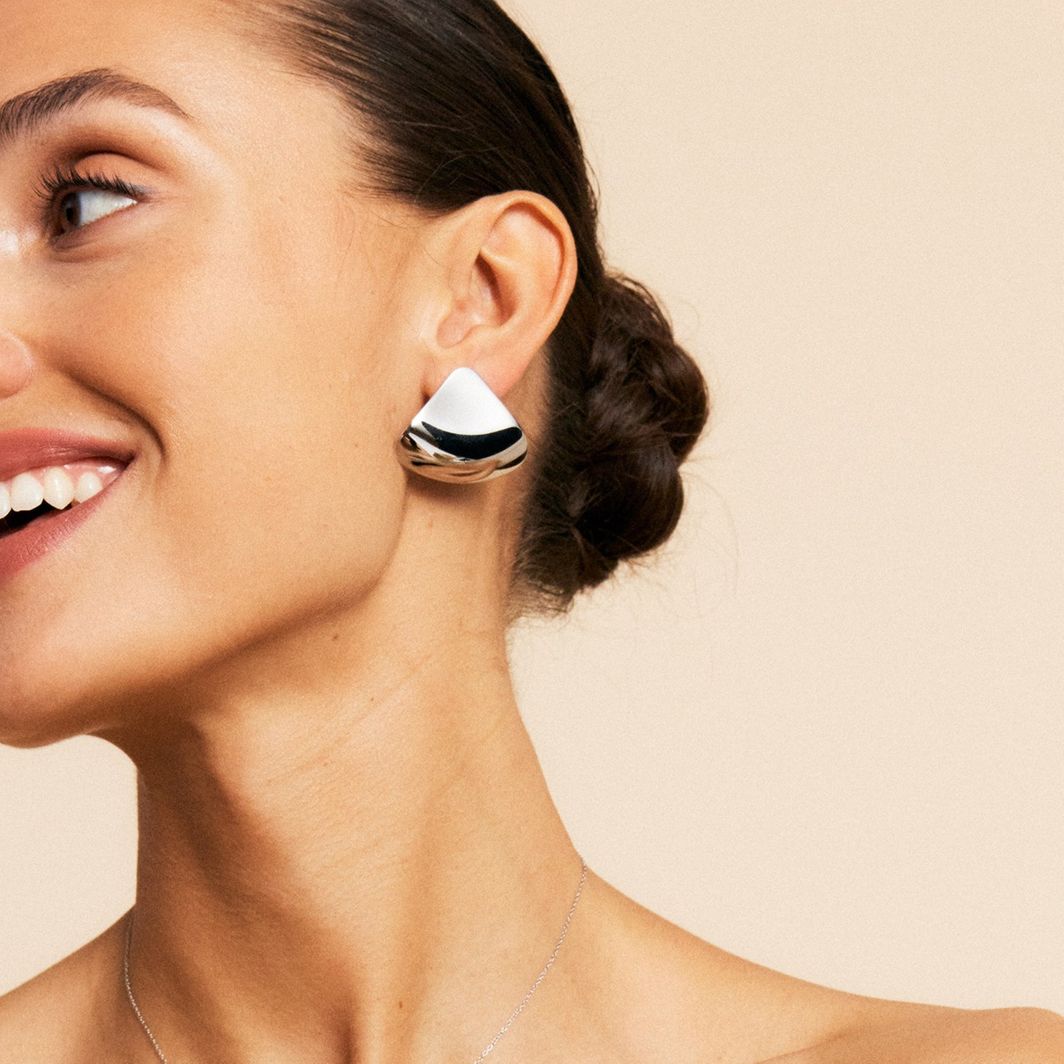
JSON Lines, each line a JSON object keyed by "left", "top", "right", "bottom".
{"left": 101, "top": 602, "right": 588, "bottom": 1064}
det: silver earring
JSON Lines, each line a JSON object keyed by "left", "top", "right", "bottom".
{"left": 396, "top": 367, "right": 528, "bottom": 483}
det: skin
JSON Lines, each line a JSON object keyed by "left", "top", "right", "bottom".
{"left": 0, "top": 2, "right": 1062, "bottom": 1061}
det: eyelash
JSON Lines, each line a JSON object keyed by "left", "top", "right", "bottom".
{"left": 32, "top": 163, "right": 147, "bottom": 241}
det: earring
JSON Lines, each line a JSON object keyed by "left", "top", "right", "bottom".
{"left": 396, "top": 367, "right": 528, "bottom": 483}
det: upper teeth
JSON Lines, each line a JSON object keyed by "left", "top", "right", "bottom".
{"left": 0, "top": 461, "right": 124, "bottom": 520}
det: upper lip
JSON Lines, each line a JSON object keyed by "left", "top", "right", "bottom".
{"left": 0, "top": 428, "right": 136, "bottom": 484}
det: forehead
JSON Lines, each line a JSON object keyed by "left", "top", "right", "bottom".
{"left": 0, "top": 0, "right": 354, "bottom": 172}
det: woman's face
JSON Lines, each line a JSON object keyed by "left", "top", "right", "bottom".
{"left": 0, "top": 0, "right": 430, "bottom": 744}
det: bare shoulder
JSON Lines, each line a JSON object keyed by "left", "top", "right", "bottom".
{"left": 773, "top": 1001, "right": 1064, "bottom": 1063}
{"left": 0, "top": 913, "right": 129, "bottom": 1064}
{"left": 581, "top": 872, "right": 1064, "bottom": 1064}
{"left": 577, "top": 872, "right": 926, "bottom": 1061}
{"left": 930, "top": 1007, "right": 1064, "bottom": 1061}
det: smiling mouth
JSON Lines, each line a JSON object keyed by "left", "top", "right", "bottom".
{"left": 0, "top": 461, "right": 129, "bottom": 540}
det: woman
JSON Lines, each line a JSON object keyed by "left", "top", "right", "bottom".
{"left": 0, "top": 0, "right": 1061, "bottom": 1060}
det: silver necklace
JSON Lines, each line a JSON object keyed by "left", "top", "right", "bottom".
{"left": 123, "top": 857, "right": 588, "bottom": 1063}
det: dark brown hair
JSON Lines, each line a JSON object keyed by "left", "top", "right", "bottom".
{"left": 224, "top": 0, "right": 712, "bottom": 615}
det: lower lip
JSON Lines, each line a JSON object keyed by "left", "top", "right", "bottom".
{"left": 0, "top": 464, "right": 130, "bottom": 584}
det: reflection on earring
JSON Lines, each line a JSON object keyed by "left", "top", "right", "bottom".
{"left": 396, "top": 367, "right": 528, "bottom": 483}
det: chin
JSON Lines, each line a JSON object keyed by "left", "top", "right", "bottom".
{"left": 0, "top": 652, "right": 162, "bottom": 750}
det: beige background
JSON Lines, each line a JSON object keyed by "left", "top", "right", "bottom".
{"left": 2, "top": 0, "right": 1061, "bottom": 1014}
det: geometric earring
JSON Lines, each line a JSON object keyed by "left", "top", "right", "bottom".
{"left": 396, "top": 367, "right": 528, "bottom": 483}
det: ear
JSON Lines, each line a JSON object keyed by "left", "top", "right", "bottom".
{"left": 416, "top": 190, "right": 578, "bottom": 400}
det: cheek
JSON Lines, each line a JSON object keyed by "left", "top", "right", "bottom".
{"left": 140, "top": 228, "right": 409, "bottom": 629}
{"left": 0, "top": 209, "right": 410, "bottom": 742}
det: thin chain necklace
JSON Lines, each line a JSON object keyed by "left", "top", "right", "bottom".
{"left": 123, "top": 857, "right": 589, "bottom": 1063}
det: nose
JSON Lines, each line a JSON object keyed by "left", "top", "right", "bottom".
{"left": 0, "top": 329, "right": 33, "bottom": 398}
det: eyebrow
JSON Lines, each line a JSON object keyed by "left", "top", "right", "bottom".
{"left": 0, "top": 67, "right": 193, "bottom": 154}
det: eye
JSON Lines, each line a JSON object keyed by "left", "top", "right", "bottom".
{"left": 55, "top": 185, "right": 137, "bottom": 236}
{"left": 33, "top": 163, "right": 148, "bottom": 242}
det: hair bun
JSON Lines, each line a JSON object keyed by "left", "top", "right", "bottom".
{"left": 517, "top": 269, "right": 711, "bottom": 609}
